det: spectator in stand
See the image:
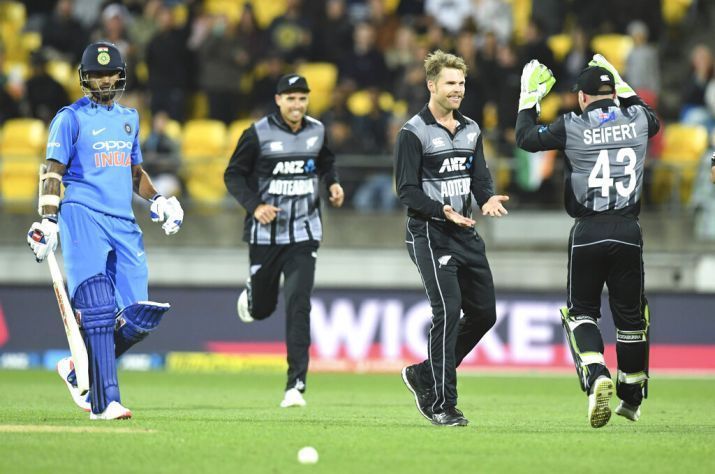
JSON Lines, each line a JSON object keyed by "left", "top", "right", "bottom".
{"left": 394, "top": 61, "right": 430, "bottom": 117}
{"left": 471, "top": 0, "right": 513, "bottom": 44}
{"left": 339, "top": 22, "right": 389, "bottom": 90}
{"left": 196, "top": 14, "right": 252, "bottom": 124}
{"left": 520, "top": 19, "right": 559, "bottom": 77}
{"left": 267, "top": 0, "right": 313, "bottom": 62}
{"left": 127, "top": 0, "right": 162, "bottom": 63}
{"left": 454, "top": 28, "right": 487, "bottom": 125}
{"left": 25, "top": 50, "right": 70, "bottom": 124}
{"left": 425, "top": 0, "right": 471, "bottom": 34}
{"left": 41, "top": 0, "right": 88, "bottom": 64}
{"left": 558, "top": 27, "right": 594, "bottom": 92}
{"left": 142, "top": 110, "right": 182, "bottom": 197}
{"left": 250, "top": 52, "right": 287, "bottom": 116}
{"left": 494, "top": 43, "right": 521, "bottom": 155}
{"left": 385, "top": 24, "right": 418, "bottom": 79}
{"left": 680, "top": 44, "right": 715, "bottom": 130}
{"left": 313, "top": 0, "right": 354, "bottom": 64}
{"left": 146, "top": 4, "right": 191, "bottom": 122}
{"left": 0, "top": 44, "right": 21, "bottom": 125}
{"left": 625, "top": 21, "right": 660, "bottom": 98}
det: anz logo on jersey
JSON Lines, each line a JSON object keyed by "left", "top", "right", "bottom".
{"left": 92, "top": 140, "right": 133, "bottom": 168}
{"left": 438, "top": 156, "right": 472, "bottom": 173}
{"left": 271, "top": 159, "right": 316, "bottom": 175}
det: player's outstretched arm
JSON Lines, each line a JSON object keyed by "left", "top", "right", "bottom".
{"left": 132, "top": 165, "right": 184, "bottom": 235}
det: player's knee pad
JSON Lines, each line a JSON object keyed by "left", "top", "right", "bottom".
{"left": 73, "top": 274, "right": 119, "bottom": 414}
{"left": 560, "top": 308, "right": 607, "bottom": 392}
{"left": 114, "top": 301, "right": 171, "bottom": 357}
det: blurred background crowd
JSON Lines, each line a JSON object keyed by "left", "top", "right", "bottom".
{"left": 1, "top": 0, "right": 715, "bottom": 236}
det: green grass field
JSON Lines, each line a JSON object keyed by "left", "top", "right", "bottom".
{"left": 1, "top": 370, "right": 713, "bottom": 474}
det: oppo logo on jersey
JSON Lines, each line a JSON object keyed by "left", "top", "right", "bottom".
{"left": 439, "top": 156, "right": 468, "bottom": 173}
{"left": 272, "top": 159, "right": 316, "bottom": 175}
{"left": 92, "top": 140, "right": 133, "bottom": 150}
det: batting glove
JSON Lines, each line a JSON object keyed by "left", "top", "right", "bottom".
{"left": 519, "top": 59, "right": 556, "bottom": 113}
{"left": 27, "top": 216, "right": 59, "bottom": 262}
{"left": 588, "top": 54, "right": 635, "bottom": 98}
{"left": 150, "top": 195, "right": 184, "bottom": 236}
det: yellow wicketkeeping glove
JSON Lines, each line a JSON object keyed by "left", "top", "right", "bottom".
{"left": 588, "top": 54, "right": 635, "bottom": 98}
{"left": 518, "top": 59, "right": 557, "bottom": 113}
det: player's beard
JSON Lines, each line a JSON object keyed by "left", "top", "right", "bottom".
{"left": 91, "top": 86, "right": 117, "bottom": 104}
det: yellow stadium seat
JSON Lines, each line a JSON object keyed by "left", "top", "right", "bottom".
{"left": 204, "top": 0, "right": 247, "bottom": 23}
{"left": 47, "top": 60, "right": 74, "bottom": 89}
{"left": 297, "top": 62, "right": 338, "bottom": 116}
{"left": 347, "top": 90, "right": 374, "bottom": 116}
{"left": 510, "top": 0, "right": 532, "bottom": 44}
{"left": 0, "top": 118, "right": 46, "bottom": 205}
{"left": 0, "top": 1, "right": 26, "bottom": 29}
{"left": 251, "top": 0, "right": 287, "bottom": 29}
{"left": 662, "top": 0, "right": 693, "bottom": 25}
{"left": 591, "top": 34, "right": 633, "bottom": 74}
{"left": 0, "top": 118, "right": 47, "bottom": 158}
{"left": 182, "top": 120, "right": 227, "bottom": 161}
{"left": 539, "top": 93, "right": 562, "bottom": 124}
{"left": 181, "top": 120, "right": 228, "bottom": 204}
{"left": 547, "top": 34, "right": 572, "bottom": 63}
{"left": 226, "top": 119, "right": 253, "bottom": 155}
{"left": 652, "top": 124, "right": 709, "bottom": 205}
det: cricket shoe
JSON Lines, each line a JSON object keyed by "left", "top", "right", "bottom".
{"left": 431, "top": 406, "right": 469, "bottom": 427}
{"left": 56, "top": 357, "right": 90, "bottom": 412}
{"left": 280, "top": 388, "right": 306, "bottom": 408}
{"left": 237, "top": 279, "right": 254, "bottom": 323}
{"left": 615, "top": 401, "right": 641, "bottom": 422}
{"left": 90, "top": 401, "right": 132, "bottom": 420}
{"left": 401, "top": 364, "right": 434, "bottom": 421}
{"left": 588, "top": 376, "right": 614, "bottom": 428}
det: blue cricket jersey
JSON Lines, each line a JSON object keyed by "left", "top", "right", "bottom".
{"left": 46, "top": 97, "right": 143, "bottom": 220}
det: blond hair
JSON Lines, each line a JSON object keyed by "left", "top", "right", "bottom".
{"left": 424, "top": 50, "right": 468, "bottom": 82}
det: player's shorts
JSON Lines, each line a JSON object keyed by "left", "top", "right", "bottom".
{"left": 59, "top": 202, "right": 148, "bottom": 309}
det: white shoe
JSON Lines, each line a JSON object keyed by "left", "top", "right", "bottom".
{"left": 615, "top": 401, "right": 641, "bottom": 421}
{"left": 588, "top": 376, "right": 614, "bottom": 428}
{"left": 237, "top": 288, "right": 254, "bottom": 323}
{"left": 89, "top": 401, "right": 132, "bottom": 420}
{"left": 280, "top": 388, "right": 306, "bottom": 408}
{"left": 56, "top": 357, "right": 90, "bottom": 412}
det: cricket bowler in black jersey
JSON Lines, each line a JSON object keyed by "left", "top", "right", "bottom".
{"left": 396, "top": 50, "right": 509, "bottom": 427}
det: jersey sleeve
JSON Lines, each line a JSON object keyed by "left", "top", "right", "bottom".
{"left": 46, "top": 108, "right": 78, "bottom": 165}
{"left": 131, "top": 116, "right": 143, "bottom": 165}
{"left": 470, "top": 134, "right": 495, "bottom": 208}
{"left": 394, "top": 128, "right": 445, "bottom": 219}
{"left": 621, "top": 95, "right": 661, "bottom": 138}
{"left": 515, "top": 108, "right": 567, "bottom": 152}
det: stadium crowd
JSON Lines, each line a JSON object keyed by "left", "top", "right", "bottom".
{"left": 1, "top": 0, "right": 714, "bottom": 211}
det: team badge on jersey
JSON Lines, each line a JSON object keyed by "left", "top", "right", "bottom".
{"left": 97, "top": 47, "right": 110, "bottom": 65}
{"left": 124, "top": 122, "right": 132, "bottom": 135}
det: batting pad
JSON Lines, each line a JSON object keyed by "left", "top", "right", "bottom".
{"left": 74, "top": 274, "right": 119, "bottom": 415}
{"left": 115, "top": 301, "right": 171, "bottom": 357}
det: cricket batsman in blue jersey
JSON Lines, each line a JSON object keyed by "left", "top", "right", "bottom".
{"left": 26, "top": 42, "right": 184, "bottom": 420}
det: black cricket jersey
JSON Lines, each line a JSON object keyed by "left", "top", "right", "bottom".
{"left": 224, "top": 112, "right": 339, "bottom": 244}
{"left": 394, "top": 105, "right": 495, "bottom": 232}
{"left": 515, "top": 96, "right": 660, "bottom": 218}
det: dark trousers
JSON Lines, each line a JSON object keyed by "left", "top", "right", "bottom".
{"left": 567, "top": 214, "right": 649, "bottom": 405}
{"left": 405, "top": 218, "right": 497, "bottom": 412}
{"left": 249, "top": 240, "right": 318, "bottom": 392}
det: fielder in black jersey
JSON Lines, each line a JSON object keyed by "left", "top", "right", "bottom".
{"left": 395, "top": 50, "right": 509, "bottom": 427}
{"left": 224, "top": 74, "right": 344, "bottom": 408}
{"left": 515, "top": 57, "right": 660, "bottom": 428}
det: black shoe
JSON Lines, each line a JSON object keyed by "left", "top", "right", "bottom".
{"left": 431, "top": 406, "right": 469, "bottom": 427}
{"left": 401, "top": 364, "right": 434, "bottom": 421}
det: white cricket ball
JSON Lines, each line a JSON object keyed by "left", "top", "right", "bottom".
{"left": 297, "top": 446, "right": 319, "bottom": 464}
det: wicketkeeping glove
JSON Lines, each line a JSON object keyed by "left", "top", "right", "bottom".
{"left": 588, "top": 54, "right": 635, "bottom": 98}
{"left": 150, "top": 195, "right": 184, "bottom": 236}
{"left": 27, "top": 216, "right": 59, "bottom": 262}
{"left": 519, "top": 59, "right": 556, "bottom": 113}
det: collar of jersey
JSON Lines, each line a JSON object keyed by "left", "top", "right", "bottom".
{"left": 418, "top": 104, "right": 467, "bottom": 127}
{"left": 270, "top": 112, "right": 306, "bottom": 134}
{"left": 582, "top": 98, "right": 617, "bottom": 115}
